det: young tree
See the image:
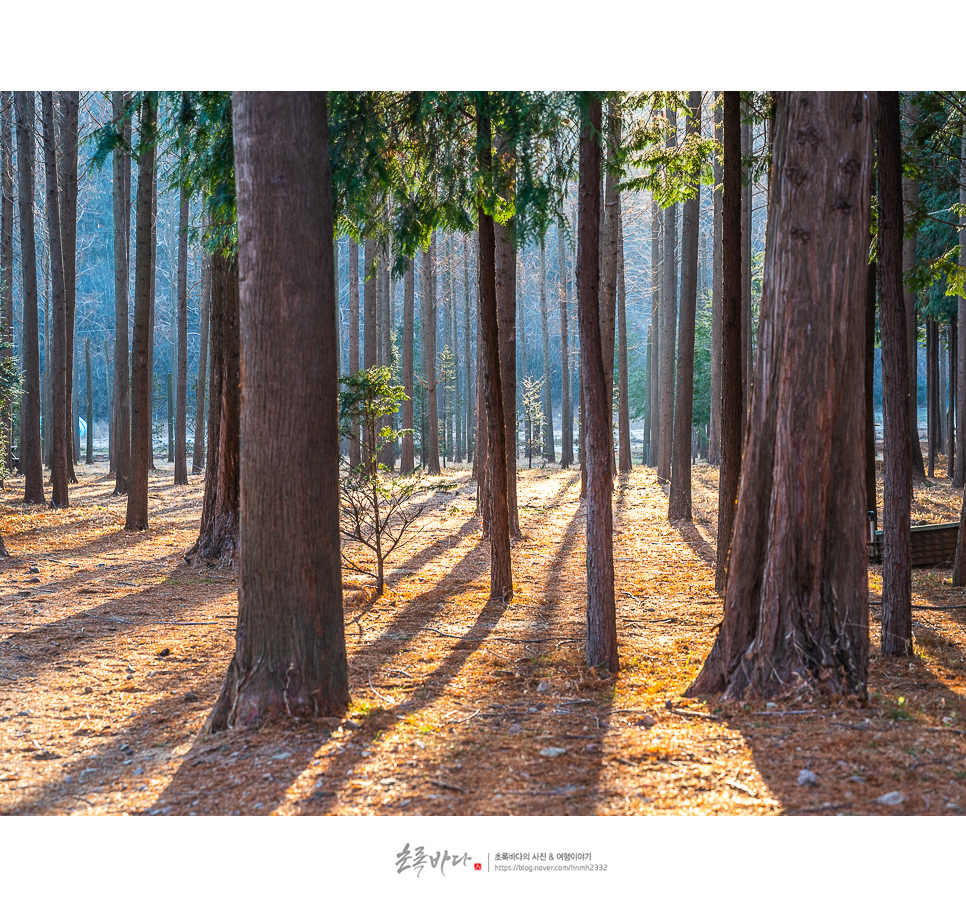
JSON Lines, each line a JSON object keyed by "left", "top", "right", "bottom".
{"left": 668, "top": 91, "right": 703, "bottom": 521}
{"left": 714, "top": 91, "right": 744, "bottom": 592}
{"left": 15, "top": 92, "right": 44, "bottom": 505}
{"left": 957, "top": 133, "right": 966, "bottom": 490}
{"left": 880, "top": 91, "right": 914, "bottom": 656}
{"left": 208, "top": 91, "right": 348, "bottom": 730}
{"left": 578, "top": 95, "right": 618, "bottom": 672}
{"left": 688, "top": 91, "right": 872, "bottom": 699}
{"left": 495, "top": 210, "right": 520, "bottom": 535}
{"left": 112, "top": 92, "right": 132, "bottom": 495}
{"left": 40, "top": 92, "right": 69, "bottom": 508}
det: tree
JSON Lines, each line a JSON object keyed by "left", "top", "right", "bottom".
{"left": 539, "top": 235, "right": 555, "bottom": 463}
{"left": 191, "top": 251, "right": 211, "bottom": 474}
{"left": 0, "top": 93, "right": 13, "bottom": 472}
{"left": 957, "top": 131, "right": 966, "bottom": 489}
{"left": 126, "top": 93, "right": 157, "bottom": 531}
{"left": 208, "top": 91, "right": 349, "bottom": 731}
{"left": 399, "top": 258, "right": 416, "bottom": 473}
{"left": 40, "top": 91, "right": 70, "bottom": 508}
{"left": 112, "top": 92, "right": 132, "bottom": 496}
{"left": 578, "top": 94, "right": 618, "bottom": 673}
{"left": 348, "top": 238, "right": 361, "bottom": 468}
{"left": 688, "top": 91, "right": 872, "bottom": 699}
{"left": 880, "top": 91, "right": 914, "bottom": 656}
{"left": 708, "top": 93, "right": 723, "bottom": 467}
{"left": 421, "top": 235, "right": 441, "bottom": 474}
{"left": 558, "top": 216, "right": 573, "bottom": 468}
{"left": 617, "top": 208, "right": 632, "bottom": 473}
{"left": 15, "top": 92, "right": 44, "bottom": 505}
{"left": 668, "top": 91, "right": 703, "bottom": 521}
{"left": 714, "top": 92, "right": 744, "bottom": 593}
{"left": 174, "top": 185, "right": 189, "bottom": 485}
{"left": 657, "top": 106, "right": 678, "bottom": 484}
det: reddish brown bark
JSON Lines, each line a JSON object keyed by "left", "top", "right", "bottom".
{"left": 174, "top": 185, "right": 189, "bottom": 485}
{"left": 400, "top": 258, "right": 416, "bottom": 474}
{"left": 207, "top": 91, "right": 348, "bottom": 731}
{"left": 112, "top": 91, "right": 132, "bottom": 496}
{"left": 688, "top": 91, "right": 872, "bottom": 699}
{"left": 191, "top": 252, "right": 211, "bottom": 474}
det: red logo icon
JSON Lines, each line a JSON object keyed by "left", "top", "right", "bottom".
{"left": 474, "top": 863, "right": 482, "bottom": 871}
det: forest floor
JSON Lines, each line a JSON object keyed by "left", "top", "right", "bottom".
{"left": 2, "top": 456, "right": 966, "bottom": 816}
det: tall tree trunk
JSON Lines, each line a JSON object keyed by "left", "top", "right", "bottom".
{"left": 688, "top": 91, "right": 872, "bottom": 699}
{"left": 399, "top": 258, "right": 415, "bottom": 473}
{"left": 558, "top": 217, "right": 573, "bottom": 468}
{"left": 422, "top": 233, "right": 440, "bottom": 474}
{"left": 668, "top": 91, "right": 702, "bottom": 521}
{"left": 85, "top": 338, "right": 93, "bottom": 464}
{"left": 866, "top": 242, "right": 878, "bottom": 530}
{"left": 208, "top": 91, "right": 348, "bottom": 731}
{"left": 0, "top": 93, "right": 13, "bottom": 474}
{"left": 647, "top": 196, "right": 660, "bottom": 467}
{"left": 58, "top": 92, "right": 79, "bottom": 484}
{"left": 927, "top": 318, "right": 938, "bottom": 475}
{"left": 15, "top": 92, "right": 44, "bottom": 504}
{"left": 174, "top": 186, "right": 189, "bottom": 484}
{"left": 616, "top": 205, "right": 632, "bottom": 472}
{"left": 125, "top": 94, "right": 157, "bottom": 531}
{"left": 948, "top": 320, "right": 956, "bottom": 481}
{"left": 104, "top": 340, "right": 114, "bottom": 471}
{"left": 657, "top": 108, "right": 677, "bottom": 483}
{"left": 40, "top": 92, "right": 69, "bottom": 508}
{"left": 186, "top": 249, "right": 240, "bottom": 562}
{"left": 364, "top": 238, "right": 376, "bottom": 370}
{"left": 957, "top": 133, "right": 966, "bottom": 489}
{"left": 112, "top": 92, "right": 132, "bottom": 495}
{"left": 880, "top": 91, "right": 914, "bottom": 655}
{"left": 600, "top": 101, "right": 621, "bottom": 473}
{"left": 464, "top": 235, "right": 475, "bottom": 465}
{"left": 708, "top": 93, "right": 723, "bottom": 467}
{"left": 348, "top": 238, "right": 361, "bottom": 468}
{"left": 714, "top": 91, "right": 744, "bottom": 593}
{"left": 740, "top": 103, "right": 752, "bottom": 425}
{"left": 539, "top": 234, "right": 555, "bottom": 462}
{"left": 578, "top": 95, "right": 618, "bottom": 673}
{"left": 477, "top": 98, "right": 512, "bottom": 600}
{"left": 191, "top": 251, "right": 211, "bottom": 474}
{"left": 495, "top": 199, "right": 520, "bottom": 535}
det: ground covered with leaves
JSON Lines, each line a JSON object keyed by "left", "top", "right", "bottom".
{"left": 2, "top": 458, "right": 966, "bottom": 816}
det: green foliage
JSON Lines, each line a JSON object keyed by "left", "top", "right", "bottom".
{"left": 520, "top": 375, "right": 545, "bottom": 466}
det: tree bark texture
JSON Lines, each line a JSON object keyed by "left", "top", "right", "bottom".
{"left": 477, "top": 100, "right": 512, "bottom": 599}
{"left": 208, "top": 91, "right": 349, "bottom": 731}
{"left": 578, "top": 95, "right": 618, "bottom": 673}
{"left": 400, "top": 258, "right": 416, "bottom": 473}
{"left": 657, "top": 108, "right": 677, "bottom": 483}
{"left": 40, "top": 92, "right": 69, "bottom": 508}
{"left": 85, "top": 338, "right": 93, "bottom": 463}
{"left": 880, "top": 91, "right": 914, "bottom": 655}
{"left": 709, "top": 93, "right": 723, "bottom": 467}
{"left": 558, "top": 217, "right": 573, "bottom": 468}
{"left": 174, "top": 185, "right": 189, "bottom": 484}
{"left": 714, "top": 92, "right": 744, "bottom": 592}
{"left": 668, "top": 91, "right": 702, "bottom": 521}
{"left": 600, "top": 102, "right": 621, "bottom": 472}
{"left": 112, "top": 91, "right": 132, "bottom": 495}
{"left": 903, "top": 108, "right": 926, "bottom": 478}
{"left": 15, "top": 92, "right": 44, "bottom": 504}
{"left": 957, "top": 133, "right": 966, "bottom": 489}
{"left": 740, "top": 106, "right": 753, "bottom": 425}
{"left": 348, "top": 238, "right": 361, "bottom": 468}
{"left": 0, "top": 93, "right": 13, "bottom": 472}
{"left": 495, "top": 215, "right": 520, "bottom": 536}
{"left": 192, "top": 251, "right": 211, "bottom": 474}
{"left": 617, "top": 208, "right": 632, "bottom": 473}
{"left": 58, "top": 92, "right": 79, "bottom": 482}
{"left": 688, "top": 91, "right": 872, "bottom": 699}
{"left": 422, "top": 234, "right": 440, "bottom": 474}
{"left": 539, "top": 235, "right": 555, "bottom": 462}
{"left": 647, "top": 196, "right": 660, "bottom": 467}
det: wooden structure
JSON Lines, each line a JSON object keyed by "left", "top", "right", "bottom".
{"left": 869, "top": 517, "right": 960, "bottom": 567}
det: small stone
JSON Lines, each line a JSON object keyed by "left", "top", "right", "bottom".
{"left": 765, "top": 702, "right": 777, "bottom": 709}
{"left": 82, "top": 687, "right": 93, "bottom": 695}
{"left": 344, "top": 720, "right": 361, "bottom": 730}
{"left": 876, "top": 791, "right": 905, "bottom": 806}
{"left": 507, "top": 723, "right": 523, "bottom": 736}
{"left": 849, "top": 775, "right": 866, "bottom": 783}
{"left": 380, "top": 777, "right": 400, "bottom": 786}
{"left": 536, "top": 680, "right": 552, "bottom": 693}
{"left": 797, "top": 769, "right": 818, "bottom": 787}
{"left": 26, "top": 576, "right": 40, "bottom": 583}
{"left": 157, "top": 648, "right": 171, "bottom": 658}
{"left": 636, "top": 714, "right": 656, "bottom": 728}
{"left": 183, "top": 692, "right": 199, "bottom": 702}
{"left": 125, "top": 665, "right": 135, "bottom": 673}
{"left": 539, "top": 747, "right": 567, "bottom": 758}
{"left": 133, "top": 767, "right": 144, "bottom": 775}
{"left": 272, "top": 752, "right": 292, "bottom": 760}
{"left": 28, "top": 566, "right": 39, "bottom": 574}
{"left": 946, "top": 802, "right": 961, "bottom": 810}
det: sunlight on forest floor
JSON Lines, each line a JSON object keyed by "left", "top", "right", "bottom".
{"left": 2, "top": 459, "right": 966, "bottom": 815}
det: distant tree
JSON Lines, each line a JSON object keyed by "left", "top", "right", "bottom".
{"left": 539, "top": 235, "right": 555, "bottom": 463}
{"left": 399, "top": 257, "right": 416, "bottom": 473}
{"left": 15, "top": 92, "right": 44, "bottom": 505}
{"left": 558, "top": 216, "right": 573, "bottom": 468}
{"left": 688, "top": 91, "right": 872, "bottom": 698}
{"left": 348, "top": 238, "right": 361, "bottom": 468}
{"left": 208, "top": 91, "right": 348, "bottom": 730}
{"left": 191, "top": 251, "right": 210, "bottom": 474}
{"left": 174, "top": 184, "right": 189, "bottom": 485}
{"left": 617, "top": 207, "right": 632, "bottom": 473}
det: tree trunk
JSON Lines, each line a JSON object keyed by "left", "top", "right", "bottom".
{"left": 668, "top": 91, "right": 702, "bottom": 521}
{"left": 464, "top": 235, "right": 475, "bottom": 465}
{"left": 400, "top": 258, "right": 416, "bottom": 473}
{"left": 600, "top": 101, "right": 621, "bottom": 473}
{"left": 422, "top": 234, "right": 440, "bottom": 474}
{"left": 878, "top": 91, "right": 915, "bottom": 655}
{"left": 866, "top": 246, "right": 878, "bottom": 529}
{"left": 957, "top": 133, "right": 966, "bottom": 490}
{"left": 191, "top": 251, "right": 211, "bottom": 474}
{"left": 348, "top": 238, "right": 361, "bottom": 468}
{"left": 477, "top": 98, "right": 512, "bottom": 600}
{"left": 540, "top": 234, "right": 555, "bottom": 463}
{"left": 708, "top": 93, "right": 723, "bottom": 467}
{"left": 558, "top": 217, "right": 573, "bottom": 468}
{"left": 617, "top": 205, "right": 632, "bottom": 473}
{"left": 0, "top": 93, "right": 13, "bottom": 473}
{"left": 740, "top": 104, "right": 752, "bottom": 425}
{"left": 657, "top": 108, "right": 677, "bottom": 483}
{"left": 364, "top": 238, "right": 377, "bottom": 370}
{"left": 927, "top": 318, "right": 937, "bottom": 476}
{"left": 495, "top": 215, "right": 520, "bottom": 536}
{"left": 85, "top": 338, "right": 93, "bottom": 464}
{"left": 688, "top": 91, "right": 872, "bottom": 699}
{"left": 40, "top": 92, "right": 69, "bottom": 509}
{"left": 208, "top": 91, "right": 349, "bottom": 731}
{"left": 125, "top": 94, "right": 157, "bottom": 531}
{"left": 947, "top": 322, "right": 955, "bottom": 480}
{"left": 15, "top": 93, "right": 44, "bottom": 504}
{"left": 714, "top": 91, "right": 744, "bottom": 593}
{"left": 903, "top": 106, "right": 926, "bottom": 479}
{"left": 578, "top": 95, "right": 618, "bottom": 673}
{"left": 104, "top": 340, "right": 113, "bottom": 471}
{"left": 174, "top": 186, "right": 189, "bottom": 484}
{"left": 112, "top": 92, "right": 132, "bottom": 495}
{"left": 647, "top": 196, "right": 660, "bottom": 467}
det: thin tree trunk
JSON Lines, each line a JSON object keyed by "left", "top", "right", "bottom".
{"left": 578, "top": 95, "right": 618, "bottom": 673}
{"left": 40, "top": 92, "right": 69, "bottom": 508}
{"left": 191, "top": 251, "right": 211, "bottom": 474}
{"left": 600, "top": 101, "right": 621, "bottom": 473}
{"left": 400, "top": 258, "right": 415, "bottom": 473}
{"left": 948, "top": 319, "right": 956, "bottom": 481}
{"left": 957, "top": 133, "right": 966, "bottom": 490}
{"left": 880, "top": 91, "right": 914, "bottom": 657}
{"left": 464, "top": 235, "right": 474, "bottom": 465}
{"left": 477, "top": 98, "right": 512, "bottom": 599}
{"left": 740, "top": 104, "right": 752, "bottom": 426}
{"left": 657, "top": 107, "right": 678, "bottom": 483}
{"left": 348, "top": 238, "right": 361, "bottom": 468}
{"left": 540, "top": 234, "right": 555, "bottom": 462}
{"left": 125, "top": 93, "right": 157, "bottom": 531}
{"left": 0, "top": 93, "right": 13, "bottom": 474}
{"left": 708, "top": 92, "right": 723, "bottom": 467}
{"left": 714, "top": 91, "right": 744, "bottom": 593}
{"left": 207, "top": 91, "right": 348, "bottom": 731}
{"left": 617, "top": 205, "right": 632, "bottom": 473}
{"left": 904, "top": 104, "right": 926, "bottom": 479}
{"left": 112, "top": 92, "right": 132, "bottom": 495}
{"left": 495, "top": 201, "right": 520, "bottom": 536}
{"left": 927, "top": 318, "right": 937, "bottom": 475}
{"left": 866, "top": 245, "right": 878, "bottom": 529}
{"left": 422, "top": 233, "right": 440, "bottom": 474}
{"left": 58, "top": 93, "right": 79, "bottom": 483}
{"left": 174, "top": 186, "right": 189, "bottom": 484}
{"left": 558, "top": 217, "right": 573, "bottom": 468}
{"left": 15, "top": 92, "right": 44, "bottom": 504}
{"left": 85, "top": 338, "right": 93, "bottom": 464}
{"left": 647, "top": 196, "right": 660, "bottom": 468}
{"left": 668, "top": 91, "right": 702, "bottom": 521}
{"left": 688, "top": 90, "right": 872, "bottom": 699}
{"left": 104, "top": 340, "right": 113, "bottom": 471}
